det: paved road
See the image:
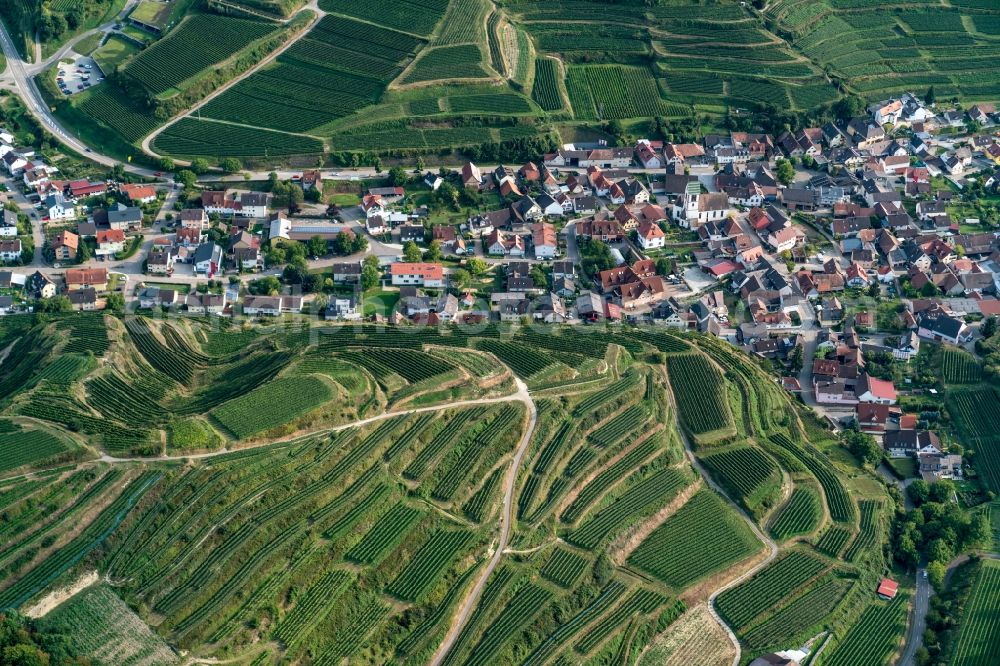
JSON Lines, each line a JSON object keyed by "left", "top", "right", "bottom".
{"left": 899, "top": 567, "right": 931, "bottom": 666}
{"left": 430, "top": 378, "right": 537, "bottom": 666}
{"left": 0, "top": 15, "right": 158, "bottom": 178}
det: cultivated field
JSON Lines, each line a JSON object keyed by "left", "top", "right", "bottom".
{"left": 951, "top": 559, "right": 1000, "bottom": 666}
{"left": 0, "top": 316, "right": 900, "bottom": 664}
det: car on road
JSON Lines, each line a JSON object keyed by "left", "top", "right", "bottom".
{"left": 155, "top": 171, "right": 163, "bottom": 176}
{"left": 922, "top": 571, "right": 928, "bottom": 579}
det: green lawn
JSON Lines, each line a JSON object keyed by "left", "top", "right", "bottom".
{"left": 92, "top": 35, "right": 139, "bottom": 75}
{"left": 886, "top": 456, "right": 917, "bottom": 479}
{"left": 72, "top": 33, "right": 103, "bottom": 56}
{"left": 144, "top": 281, "right": 191, "bottom": 295}
{"left": 362, "top": 288, "right": 399, "bottom": 317}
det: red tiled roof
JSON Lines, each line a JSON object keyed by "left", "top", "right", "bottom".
{"left": 877, "top": 578, "right": 898, "bottom": 599}
{"left": 389, "top": 262, "right": 444, "bottom": 279}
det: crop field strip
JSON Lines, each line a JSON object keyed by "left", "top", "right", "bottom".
{"left": 0, "top": 470, "right": 161, "bottom": 609}
{"left": 842, "top": 499, "right": 883, "bottom": 562}
{"left": 627, "top": 489, "right": 762, "bottom": 590}
{"left": 942, "top": 347, "right": 983, "bottom": 384}
{"left": 567, "top": 464, "right": 692, "bottom": 550}
{"left": 39, "top": 584, "right": 177, "bottom": 665}
{"left": 196, "top": 13, "right": 424, "bottom": 139}
{"left": 947, "top": 387, "right": 1000, "bottom": 493}
{"left": 815, "top": 524, "right": 853, "bottom": 558}
{"left": 770, "top": 433, "right": 855, "bottom": 523}
{"left": 715, "top": 550, "right": 829, "bottom": 631}
{"left": 0, "top": 424, "right": 74, "bottom": 474}
{"left": 666, "top": 352, "right": 734, "bottom": 440}
{"left": 951, "top": 559, "right": 1000, "bottom": 666}
{"left": 560, "top": 434, "right": 660, "bottom": 524}
{"left": 122, "top": 14, "right": 277, "bottom": 95}
{"left": 772, "top": 1, "right": 1000, "bottom": 102}
{"left": 699, "top": 444, "right": 780, "bottom": 518}
{"left": 768, "top": 484, "right": 822, "bottom": 540}
{"left": 740, "top": 574, "right": 851, "bottom": 652}
{"left": 819, "top": 593, "right": 909, "bottom": 666}
{"left": 317, "top": 0, "right": 448, "bottom": 37}
{"left": 540, "top": 546, "right": 589, "bottom": 588}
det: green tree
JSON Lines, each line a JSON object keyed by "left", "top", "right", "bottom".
{"left": 308, "top": 235, "right": 329, "bottom": 258}
{"left": 982, "top": 315, "right": 997, "bottom": 338}
{"left": 361, "top": 255, "right": 381, "bottom": 290}
{"left": 422, "top": 240, "right": 442, "bottom": 262}
{"left": 158, "top": 157, "right": 175, "bottom": 172}
{"left": 388, "top": 166, "right": 408, "bottom": 186}
{"left": 844, "top": 430, "right": 882, "bottom": 468}
{"left": 926, "top": 561, "right": 946, "bottom": 591}
{"left": 105, "top": 292, "right": 125, "bottom": 313}
{"left": 775, "top": 159, "right": 795, "bottom": 186}
{"left": 403, "top": 240, "right": 422, "bottom": 262}
{"left": 176, "top": 170, "right": 197, "bottom": 189}
{"left": 833, "top": 95, "right": 865, "bottom": 120}
{"left": 189, "top": 158, "right": 210, "bottom": 174}
{"left": 925, "top": 86, "right": 936, "bottom": 106}
{"left": 467, "top": 257, "right": 488, "bottom": 276}
{"left": 451, "top": 268, "right": 471, "bottom": 289}
{"left": 220, "top": 158, "right": 242, "bottom": 173}
{"left": 593, "top": 552, "right": 614, "bottom": 586}
{"left": 908, "top": 480, "right": 930, "bottom": 506}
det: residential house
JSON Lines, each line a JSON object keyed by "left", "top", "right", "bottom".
{"left": 201, "top": 190, "right": 269, "bottom": 218}
{"left": 176, "top": 226, "right": 205, "bottom": 247}
{"left": 301, "top": 170, "right": 322, "bottom": 191}
{"left": 27, "top": 271, "right": 55, "bottom": 299}
{"left": 389, "top": 262, "right": 445, "bottom": 288}
{"left": 0, "top": 210, "right": 17, "bottom": 237}
{"left": 67, "top": 288, "right": 97, "bottom": 311}
{"left": 884, "top": 430, "right": 940, "bottom": 458}
{"left": 99, "top": 204, "right": 143, "bottom": 231}
{"left": 487, "top": 229, "right": 525, "bottom": 257}
{"left": 331, "top": 261, "right": 362, "bottom": 284}
{"left": 918, "top": 447, "right": 963, "bottom": 481}
{"left": 69, "top": 180, "right": 107, "bottom": 199}
{"left": 179, "top": 208, "right": 209, "bottom": 229}
{"left": 185, "top": 293, "right": 227, "bottom": 315}
{"left": 0, "top": 239, "right": 21, "bottom": 263}
{"left": 532, "top": 222, "right": 557, "bottom": 259}
{"left": 45, "top": 192, "right": 76, "bottom": 221}
{"left": 856, "top": 373, "right": 897, "bottom": 405}
{"left": 535, "top": 194, "right": 564, "bottom": 218}
{"left": 64, "top": 267, "right": 107, "bottom": 291}
{"left": 916, "top": 311, "right": 968, "bottom": 344}
{"left": 193, "top": 243, "right": 223, "bottom": 277}
{"left": 327, "top": 295, "right": 361, "bottom": 321}
{"left": 243, "top": 295, "right": 303, "bottom": 316}
{"left": 120, "top": 183, "right": 157, "bottom": 205}
{"left": 637, "top": 221, "right": 665, "bottom": 250}
{"left": 461, "top": 162, "right": 483, "bottom": 189}
{"left": 147, "top": 248, "right": 175, "bottom": 275}
{"left": 95, "top": 229, "right": 125, "bottom": 258}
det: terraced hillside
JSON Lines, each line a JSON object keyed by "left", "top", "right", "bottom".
{"left": 766, "top": 0, "right": 1000, "bottom": 103}
{"left": 34, "top": 0, "right": 1000, "bottom": 164}
{"left": 0, "top": 313, "right": 900, "bottom": 665}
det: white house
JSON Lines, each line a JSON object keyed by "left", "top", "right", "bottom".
{"left": 0, "top": 239, "right": 21, "bottom": 263}
{"left": 0, "top": 210, "right": 18, "bottom": 237}
{"left": 532, "top": 222, "right": 557, "bottom": 260}
{"left": 637, "top": 221, "right": 665, "bottom": 250}
{"left": 389, "top": 262, "right": 445, "bottom": 288}
{"left": 193, "top": 243, "right": 223, "bottom": 277}
{"left": 45, "top": 193, "right": 76, "bottom": 221}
